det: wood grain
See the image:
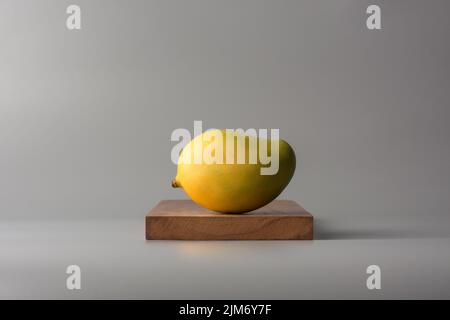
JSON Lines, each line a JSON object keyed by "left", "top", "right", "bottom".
{"left": 146, "top": 200, "right": 313, "bottom": 240}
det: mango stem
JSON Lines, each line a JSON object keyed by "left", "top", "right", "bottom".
{"left": 171, "top": 178, "right": 180, "bottom": 188}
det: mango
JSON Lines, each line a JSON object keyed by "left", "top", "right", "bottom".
{"left": 172, "top": 129, "right": 296, "bottom": 213}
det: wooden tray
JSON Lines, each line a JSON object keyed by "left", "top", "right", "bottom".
{"left": 146, "top": 200, "right": 313, "bottom": 240}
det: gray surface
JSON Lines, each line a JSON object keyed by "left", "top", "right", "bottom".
{"left": 1, "top": 217, "right": 450, "bottom": 299}
{"left": 1, "top": 0, "right": 450, "bottom": 299}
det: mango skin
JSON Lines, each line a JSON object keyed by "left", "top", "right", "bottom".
{"left": 173, "top": 129, "right": 296, "bottom": 213}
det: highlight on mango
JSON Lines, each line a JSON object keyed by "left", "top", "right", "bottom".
{"left": 170, "top": 120, "right": 292, "bottom": 176}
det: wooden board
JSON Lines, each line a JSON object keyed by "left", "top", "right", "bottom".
{"left": 146, "top": 200, "right": 313, "bottom": 240}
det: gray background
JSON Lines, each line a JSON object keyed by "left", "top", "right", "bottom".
{"left": 1, "top": 0, "right": 450, "bottom": 299}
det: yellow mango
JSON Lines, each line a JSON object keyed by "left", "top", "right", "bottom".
{"left": 172, "top": 129, "right": 296, "bottom": 213}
